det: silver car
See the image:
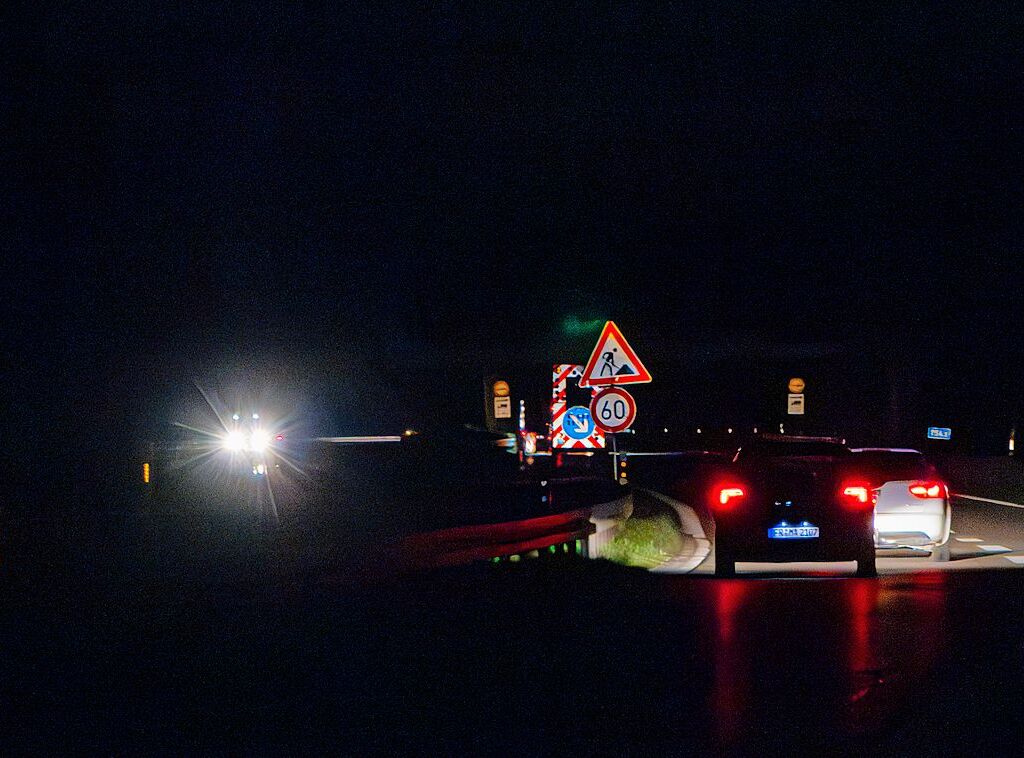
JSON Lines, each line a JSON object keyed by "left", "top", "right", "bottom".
{"left": 851, "top": 448, "right": 952, "bottom": 559}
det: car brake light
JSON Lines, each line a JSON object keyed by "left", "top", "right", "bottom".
{"left": 714, "top": 485, "right": 746, "bottom": 511}
{"left": 839, "top": 481, "right": 874, "bottom": 509}
{"left": 908, "top": 481, "right": 947, "bottom": 499}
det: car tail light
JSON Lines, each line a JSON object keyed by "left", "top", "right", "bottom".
{"left": 908, "top": 481, "right": 947, "bottom": 499}
{"left": 839, "top": 481, "right": 874, "bottom": 510}
{"left": 713, "top": 485, "right": 746, "bottom": 511}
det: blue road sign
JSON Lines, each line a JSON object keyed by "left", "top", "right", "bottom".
{"left": 927, "top": 427, "right": 952, "bottom": 440}
{"left": 564, "top": 406, "right": 596, "bottom": 440}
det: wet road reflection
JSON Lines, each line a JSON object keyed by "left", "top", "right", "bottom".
{"left": 843, "top": 573, "right": 947, "bottom": 734}
{"left": 679, "top": 575, "right": 950, "bottom": 748}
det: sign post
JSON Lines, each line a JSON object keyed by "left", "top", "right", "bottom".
{"left": 578, "top": 322, "right": 651, "bottom": 484}
{"left": 484, "top": 377, "right": 515, "bottom": 434}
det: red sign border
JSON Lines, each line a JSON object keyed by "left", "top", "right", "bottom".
{"left": 578, "top": 321, "right": 653, "bottom": 387}
{"left": 590, "top": 387, "right": 637, "bottom": 433}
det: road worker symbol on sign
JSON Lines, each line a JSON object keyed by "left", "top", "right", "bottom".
{"left": 600, "top": 348, "right": 637, "bottom": 378}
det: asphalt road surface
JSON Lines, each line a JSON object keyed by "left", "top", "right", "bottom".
{"left": 648, "top": 491, "right": 1024, "bottom": 576}
{"left": 8, "top": 547, "right": 1019, "bottom": 754}
{"left": 4, "top": 490, "right": 1024, "bottom": 753}
{"left": 4, "top": 451, "right": 1023, "bottom": 753}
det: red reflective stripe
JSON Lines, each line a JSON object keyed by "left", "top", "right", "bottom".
{"left": 554, "top": 365, "right": 576, "bottom": 385}
{"left": 403, "top": 509, "right": 593, "bottom": 549}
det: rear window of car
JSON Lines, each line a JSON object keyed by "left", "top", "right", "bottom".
{"left": 853, "top": 451, "right": 935, "bottom": 481}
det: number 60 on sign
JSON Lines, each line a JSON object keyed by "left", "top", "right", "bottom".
{"left": 590, "top": 387, "right": 637, "bottom": 433}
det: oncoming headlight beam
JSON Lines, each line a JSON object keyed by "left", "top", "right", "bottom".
{"left": 248, "top": 429, "right": 272, "bottom": 453}
{"left": 223, "top": 429, "right": 247, "bottom": 452}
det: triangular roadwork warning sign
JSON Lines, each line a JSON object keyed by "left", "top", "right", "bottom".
{"left": 578, "top": 321, "right": 652, "bottom": 387}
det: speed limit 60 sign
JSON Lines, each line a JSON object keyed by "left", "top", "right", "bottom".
{"left": 590, "top": 387, "right": 637, "bottom": 433}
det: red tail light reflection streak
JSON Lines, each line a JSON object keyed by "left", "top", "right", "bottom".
{"left": 712, "top": 580, "right": 752, "bottom": 745}
{"left": 843, "top": 574, "right": 948, "bottom": 734}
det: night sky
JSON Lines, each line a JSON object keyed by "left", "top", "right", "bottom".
{"left": 5, "top": 4, "right": 1024, "bottom": 488}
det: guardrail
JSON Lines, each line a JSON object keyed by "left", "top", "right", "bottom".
{"left": 400, "top": 509, "right": 596, "bottom": 570}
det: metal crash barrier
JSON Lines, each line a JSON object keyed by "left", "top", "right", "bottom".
{"left": 400, "top": 509, "right": 597, "bottom": 570}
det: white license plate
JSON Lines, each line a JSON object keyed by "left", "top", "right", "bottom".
{"left": 768, "top": 525, "right": 820, "bottom": 540}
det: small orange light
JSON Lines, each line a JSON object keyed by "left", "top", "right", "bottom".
{"left": 142, "top": 462, "right": 151, "bottom": 484}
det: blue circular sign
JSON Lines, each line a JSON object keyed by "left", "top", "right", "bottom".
{"left": 563, "top": 406, "right": 596, "bottom": 440}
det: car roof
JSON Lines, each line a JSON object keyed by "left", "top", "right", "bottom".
{"left": 754, "top": 434, "right": 848, "bottom": 445}
{"left": 620, "top": 450, "right": 726, "bottom": 457}
{"left": 850, "top": 447, "right": 923, "bottom": 454}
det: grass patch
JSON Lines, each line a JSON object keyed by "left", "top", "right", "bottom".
{"left": 603, "top": 512, "right": 685, "bottom": 569}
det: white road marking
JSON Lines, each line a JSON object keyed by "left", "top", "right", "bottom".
{"left": 1003, "top": 556, "right": 1024, "bottom": 565}
{"left": 979, "top": 545, "right": 1011, "bottom": 553}
{"left": 953, "top": 494, "right": 1024, "bottom": 509}
{"left": 955, "top": 537, "right": 984, "bottom": 543}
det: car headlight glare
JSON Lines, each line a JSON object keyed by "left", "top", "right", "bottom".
{"left": 223, "top": 430, "right": 246, "bottom": 452}
{"left": 248, "top": 429, "right": 272, "bottom": 452}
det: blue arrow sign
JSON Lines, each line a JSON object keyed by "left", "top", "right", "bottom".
{"left": 564, "top": 406, "right": 596, "bottom": 440}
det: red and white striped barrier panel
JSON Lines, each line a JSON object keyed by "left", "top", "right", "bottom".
{"left": 550, "top": 364, "right": 606, "bottom": 450}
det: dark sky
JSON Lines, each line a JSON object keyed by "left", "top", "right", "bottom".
{"left": 4, "top": 3, "right": 1024, "bottom": 473}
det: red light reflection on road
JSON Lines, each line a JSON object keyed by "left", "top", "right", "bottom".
{"left": 843, "top": 572, "right": 948, "bottom": 733}
{"left": 711, "top": 580, "right": 752, "bottom": 743}
{"left": 845, "top": 579, "right": 880, "bottom": 711}
{"left": 702, "top": 573, "right": 951, "bottom": 747}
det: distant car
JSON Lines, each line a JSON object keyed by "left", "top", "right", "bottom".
{"left": 711, "top": 435, "right": 877, "bottom": 577}
{"left": 851, "top": 448, "right": 952, "bottom": 560}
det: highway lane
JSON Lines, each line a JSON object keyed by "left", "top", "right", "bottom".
{"left": 869, "top": 492, "right": 1024, "bottom": 572}
{"left": 913, "top": 493, "right": 1024, "bottom": 567}
{"left": 6, "top": 479, "right": 1024, "bottom": 752}
{"left": 637, "top": 491, "right": 1024, "bottom": 575}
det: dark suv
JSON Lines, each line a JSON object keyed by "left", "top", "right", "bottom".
{"left": 711, "top": 435, "right": 877, "bottom": 577}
